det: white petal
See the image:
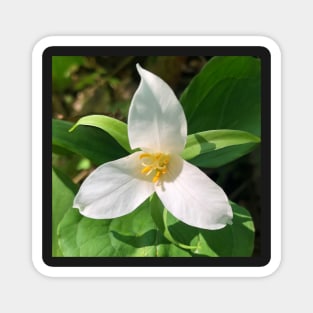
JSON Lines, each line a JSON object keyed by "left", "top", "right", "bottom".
{"left": 155, "top": 155, "right": 233, "bottom": 230}
{"left": 128, "top": 64, "right": 187, "bottom": 154}
{"left": 73, "top": 152, "right": 154, "bottom": 219}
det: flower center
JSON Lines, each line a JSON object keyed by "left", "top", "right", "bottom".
{"left": 139, "top": 152, "right": 170, "bottom": 183}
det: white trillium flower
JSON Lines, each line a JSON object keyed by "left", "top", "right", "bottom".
{"left": 73, "top": 64, "right": 233, "bottom": 230}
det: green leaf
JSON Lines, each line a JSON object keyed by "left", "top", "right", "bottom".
{"left": 58, "top": 200, "right": 191, "bottom": 257}
{"left": 52, "top": 168, "right": 78, "bottom": 256}
{"left": 151, "top": 195, "right": 255, "bottom": 256}
{"left": 229, "top": 201, "right": 255, "bottom": 256}
{"left": 52, "top": 56, "right": 85, "bottom": 92}
{"left": 58, "top": 190, "right": 254, "bottom": 257}
{"left": 181, "top": 129, "right": 260, "bottom": 168}
{"left": 180, "top": 56, "right": 261, "bottom": 136}
{"left": 52, "top": 119, "right": 128, "bottom": 165}
{"left": 69, "top": 115, "right": 132, "bottom": 153}
{"left": 189, "top": 144, "right": 259, "bottom": 168}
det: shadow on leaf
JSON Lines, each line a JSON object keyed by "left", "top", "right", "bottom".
{"left": 111, "top": 229, "right": 168, "bottom": 248}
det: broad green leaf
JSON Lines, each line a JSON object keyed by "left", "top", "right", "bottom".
{"left": 69, "top": 115, "right": 132, "bottom": 153}
{"left": 52, "top": 119, "right": 128, "bottom": 165}
{"left": 181, "top": 129, "right": 260, "bottom": 168}
{"left": 189, "top": 144, "right": 259, "bottom": 168}
{"left": 58, "top": 195, "right": 254, "bottom": 257}
{"left": 52, "top": 168, "right": 77, "bottom": 256}
{"left": 180, "top": 56, "right": 261, "bottom": 136}
{"left": 150, "top": 195, "right": 255, "bottom": 257}
{"left": 52, "top": 56, "right": 85, "bottom": 92}
{"left": 58, "top": 200, "right": 190, "bottom": 257}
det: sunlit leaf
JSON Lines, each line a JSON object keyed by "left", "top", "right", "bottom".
{"left": 58, "top": 195, "right": 254, "bottom": 257}
{"left": 69, "top": 115, "right": 132, "bottom": 153}
{"left": 58, "top": 200, "right": 190, "bottom": 257}
{"left": 52, "top": 119, "right": 128, "bottom": 165}
{"left": 181, "top": 129, "right": 260, "bottom": 167}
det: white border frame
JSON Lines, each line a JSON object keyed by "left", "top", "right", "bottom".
{"left": 32, "top": 36, "right": 281, "bottom": 277}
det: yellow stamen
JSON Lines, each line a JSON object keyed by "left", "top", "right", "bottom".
{"left": 152, "top": 171, "right": 161, "bottom": 183}
{"left": 139, "top": 153, "right": 152, "bottom": 159}
{"left": 139, "top": 152, "right": 170, "bottom": 183}
{"left": 141, "top": 166, "right": 152, "bottom": 174}
{"left": 155, "top": 153, "right": 161, "bottom": 159}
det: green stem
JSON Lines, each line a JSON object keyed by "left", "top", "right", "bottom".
{"left": 162, "top": 209, "right": 197, "bottom": 251}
